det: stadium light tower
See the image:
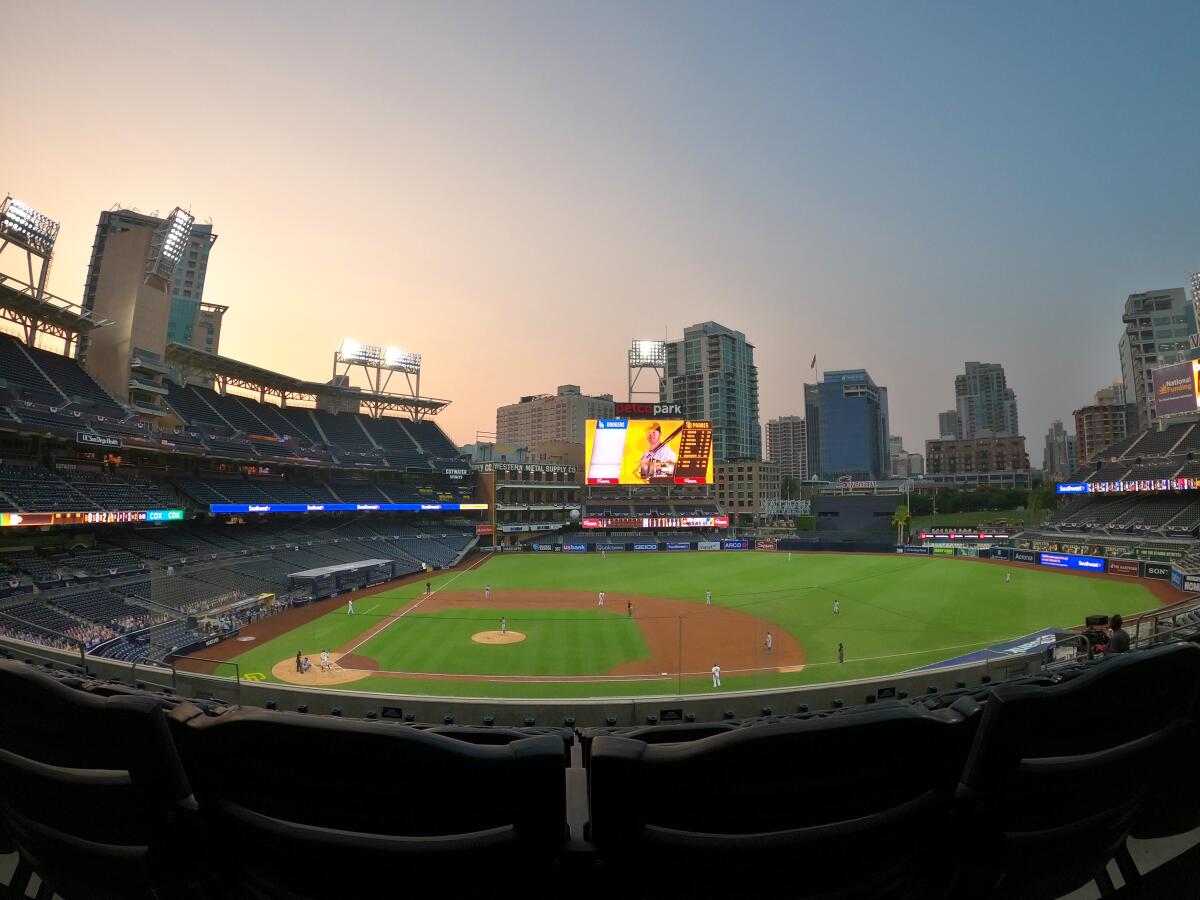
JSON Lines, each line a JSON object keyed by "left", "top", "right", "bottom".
{"left": 0, "top": 195, "right": 61, "bottom": 304}
{"left": 333, "top": 337, "right": 423, "bottom": 414}
{"left": 628, "top": 339, "right": 666, "bottom": 403}
{"left": 144, "top": 207, "right": 194, "bottom": 285}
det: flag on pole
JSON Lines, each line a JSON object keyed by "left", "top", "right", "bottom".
{"left": 810, "top": 355, "right": 817, "bottom": 369}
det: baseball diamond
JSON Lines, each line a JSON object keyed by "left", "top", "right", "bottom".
{"left": 181, "top": 550, "right": 1172, "bottom": 699}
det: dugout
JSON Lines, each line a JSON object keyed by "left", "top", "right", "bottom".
{"left": 287, "top": 559, "right": 395, "bottom": 600}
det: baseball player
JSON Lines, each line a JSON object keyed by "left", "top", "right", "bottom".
{"left": 627, "top": 600, "right": 633, "bottom": 618}
{"left": 711, "top": 663, "right": 721, "bottom": 688}
{"left": 320, "top": 649, "right": 331, "bottom": 673}
{"left": 598, "top": 591, "right": 605, "bottom": 607}
{"left": 500, "top": 616, "right": 507, "bottom": 635}
{"left": 838, "top": 642, "right": 845, "bottom": 664}
{"left": 347, "top": 598, "right": 354, "bottom": 614}
{"left": 765, "top": 631, "right": 773, "bottom": 654}
{"left": 484, "top": 584, "right": 492, "bottom": 602}
{"left": 426, "top": 580, "right": 431, "bottom": 595}
{"left": 1005, "top": 572, "right": 1012, "bottom": 584}
{"left": 834, "top": 599, "right": 840, "bottom": 616}
{"left": 705, "top": 590, "right": 712, "bottom": 606}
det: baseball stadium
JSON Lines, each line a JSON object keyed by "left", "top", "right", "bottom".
{"left": 0, "top": 193, "right": 1198, "bottom": 899}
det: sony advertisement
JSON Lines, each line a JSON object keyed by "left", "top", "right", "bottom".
{"left": 1144, "top": 561, "right": 1173, "bottom": 580}
{"left": 584, "top": 418, "right": 714, "bottom": 485}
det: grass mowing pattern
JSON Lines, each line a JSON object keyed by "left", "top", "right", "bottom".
{"left": 361, "top": 608, "right": 649, "bottom": 676}
{"left": 228, "top": 553, "right": 1161, "bottom": 698}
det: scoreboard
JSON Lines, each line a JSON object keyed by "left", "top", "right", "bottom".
{"left": 584, "top": 419, "right": 715, "bottom": 485}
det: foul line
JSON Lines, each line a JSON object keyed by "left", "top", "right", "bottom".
{"left": 340, "top": 553, "right": 491, "bottom": 656}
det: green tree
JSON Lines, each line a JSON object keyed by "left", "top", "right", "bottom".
{"left": 891, "top": 504, "right": 911, "bottom": 545}
{"left": 1028, "top": 483, "right": 1056, "bottom": 514}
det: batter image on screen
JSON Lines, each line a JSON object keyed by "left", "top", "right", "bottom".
{"left": 634, "top": 422, "right": 677, "bottom": 480}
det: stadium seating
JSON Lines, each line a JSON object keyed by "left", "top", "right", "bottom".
{"left": 167, "top": 702, "right": 568, "bottom": 896}
{"left": 949, "top": 643, "right": 1200, "bottom": 898}
{"left": 588, "top": 701, "right": 979, "bottom": 898}
{"left": 0, "top": 660, "right": 200, "bottom": 900}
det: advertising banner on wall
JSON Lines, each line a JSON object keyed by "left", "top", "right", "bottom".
{"left": 932, "top": 547, "right": 957, "bottom": 556}
{"left": 533, "top": 544, "right": 555, "bottom": 552}
{"left": 989, "top": 547, "right": 1012, "bottom": 560}
{"left": 595, "top": 543, "right": 626, "bottom": 552}
{"left": 698, "top": 541, "right": 721, "bottom": 551}
{"left": 1039, "top": 552, "right": 1106, "bottom": 572}
{"left": 1144, "top": 561, "right": 1173, "bottom": 580}
{"left": 1151, "top": 360, "right": 1199, "bottom": 418}
{"left": 1107, "top": 558, "right": 1143, "bottom": 578}
{"left": 722, "top": 540, "right": 750, "bottom": 550}
{"left": 666, "top": 542, "right": 691, "bottom": 551}
{"left": 633, "top": 543, "right": 659, "bottom": 551}
{"left": 1184, "top": 575, "right": 1200, "bottom": 592}
{"left": 1013, "top": 549, "right": 1037, "bottom": 564}
{"left": 561, "top": 543, "right": 588, "bottom": 552}
{"left": 1172, "top": 569, "right": 1184, "bottom": 590}
{"left": 755, "top": 540, "right": 779, "bottom": 551}
{"left": 903, "top": 546, "right": 932, "bottom": 555}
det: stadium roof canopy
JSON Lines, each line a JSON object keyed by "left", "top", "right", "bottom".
{"left": 0, "top": 274, "right": 112, "bottom": 348}
{"left": 287, "top": 559, "right": 394, "bottom": 579}
{"left": 164, "top": 343, "right": 451, "bottom": 419}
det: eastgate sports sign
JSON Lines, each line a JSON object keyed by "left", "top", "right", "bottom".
{"left": 613, "top": 403, "right": 683, "bottom": 418}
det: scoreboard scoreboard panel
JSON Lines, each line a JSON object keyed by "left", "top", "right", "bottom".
{"left": 584, "top": 419, "right": 714, "bottom": 485}
{"left": 0, "top": 509, "right": 185, "bottom": 528}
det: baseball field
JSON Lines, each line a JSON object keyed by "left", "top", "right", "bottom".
{"left": 193, "top": 551, "right": 1174, "bottom": 698}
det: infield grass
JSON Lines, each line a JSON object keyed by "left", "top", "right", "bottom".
{"left": 225, "top": 552, "right": 1163, "bottom": 698}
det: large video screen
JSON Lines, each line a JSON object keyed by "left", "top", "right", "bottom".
{"left": 1151, "top": 360, "right": 1200, "bottom": 418}
{"left": 584, "top": 419, "right": 714, "bottom": 485}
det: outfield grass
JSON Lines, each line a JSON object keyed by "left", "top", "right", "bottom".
{"left": 226, "top": 552, "right": 1160, "bottom": 698}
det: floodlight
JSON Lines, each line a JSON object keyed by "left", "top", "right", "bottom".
{"left": 145, "top": 206, "right": 194, "bottom": 280}
{"left": 340, "top": 338, "right": 363, "bottom": 360}
{"left": 384, "top": 346, "right": 422, "bottom": 373}
{"left": 629, "top": 339, "right": 667, "bottom": 368}
{"left": 0, "top": 196, "right": 60, "bottom": 256}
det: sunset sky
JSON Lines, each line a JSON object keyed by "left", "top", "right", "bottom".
{"left": 2, "top": 1, "right": 1197, "bottom": 453}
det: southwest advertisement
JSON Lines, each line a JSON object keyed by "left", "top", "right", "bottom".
{"left": 584, "top": 418, "right": 715, "bottom": 485}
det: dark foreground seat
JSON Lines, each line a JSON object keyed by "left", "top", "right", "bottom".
{"left": 0, "top": 659, "right": 199, "bottom": 900}
{"left": 950, "top": 642, "right": 1200, "bottom": 899}
{"left": 168, "top": 703, "right": 568, "bottom": 898}
{"left": 588, "top": 700, "right": 979, "bottom": 899}
{"left": 578, "top": 721, "right": 741, "bottom": 768}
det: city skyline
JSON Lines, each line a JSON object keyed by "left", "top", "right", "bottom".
{"left": 2, "top": 1, "right": 1198, "bottom": 450}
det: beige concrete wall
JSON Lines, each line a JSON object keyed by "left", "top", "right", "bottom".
{"left": 84, "top": 226, "right": 170, "bottom": 401}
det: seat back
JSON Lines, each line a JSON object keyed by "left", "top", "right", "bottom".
{"left": 168, "top": 703, "right": 567, "bottom": 897}
{"left": 589, "top": 703, "right": 977, "bottom": 898}
{"left": 955, "top": 643, "right": 1200, "bottom": 895}
{"left": 0, "top": 660, "right": 194, "bottom": 900}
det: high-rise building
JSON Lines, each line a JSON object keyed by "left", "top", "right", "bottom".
{"left": 1191, "top": 273, "right": 1200, "bottom": 349}
{"left": 165, "top": 223, "right": 217, "bottom": 347}
{"left": 78, "top": 207, "right": 198, "bottom": 412}
{"left": 924, "top": 435, "right": 1030, "bottom": 488}
{"left": 1119, "top": 288, "right": 1195, "bottom": 431}
{"left": 661, "top": 322, "right": 761, "bottom": 462}
{"left": 803, "top": 383, "right": 821, "bottom": 480}
{"left": 1042, "top": 419, "right": 1077, "bottom": 481}
{"left": 954, "top": 362, "right": 1018, "bottom": 437}
{"left": 496, "top": 384, "right": 614, "bottom": 448}
{"left": 714, "top": 458, "right": 780, "bottom": 525}
{"left": 765, "top": 416, "right": 807, "bottom": 481}
{"left": 1074, "top": 381, "right": 1138, "bottom": 468}
{"left": 938, "top": 409, "right": 961, "bottom": 439}
{"left": 804, "top": 369, "right": 889, "bottom": 480}
{"left": 888, "top": 436, "right": 924, "bottom": 478}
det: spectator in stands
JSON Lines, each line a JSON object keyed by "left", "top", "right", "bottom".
{"left": 1107, "top": 614, "right": 1131, "bottom": 654}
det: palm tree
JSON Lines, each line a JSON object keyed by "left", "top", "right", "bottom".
{"left": 891, "top": 504, "right": 911, "bottom": 545}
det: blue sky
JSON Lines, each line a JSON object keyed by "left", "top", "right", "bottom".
{"left": 1, "top": 0, "right": 1197, "bottom": 451}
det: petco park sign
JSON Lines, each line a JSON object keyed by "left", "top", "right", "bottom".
{"left": 614, "top": 403, "right": 683, "bottom": 418}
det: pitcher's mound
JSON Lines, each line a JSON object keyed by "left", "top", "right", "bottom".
{"left": 472, "top": 631, "right": 526, "bottom": 644}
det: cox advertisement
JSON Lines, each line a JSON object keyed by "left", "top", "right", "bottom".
{"left": 584, "top": 419, "right": 714, "bottom": 485}
{"left": 1151, "top": 361, "right": 1200, "bottom": 418}
{"left": 1038, "top": 552, "right": 1106, "bottom": 572}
